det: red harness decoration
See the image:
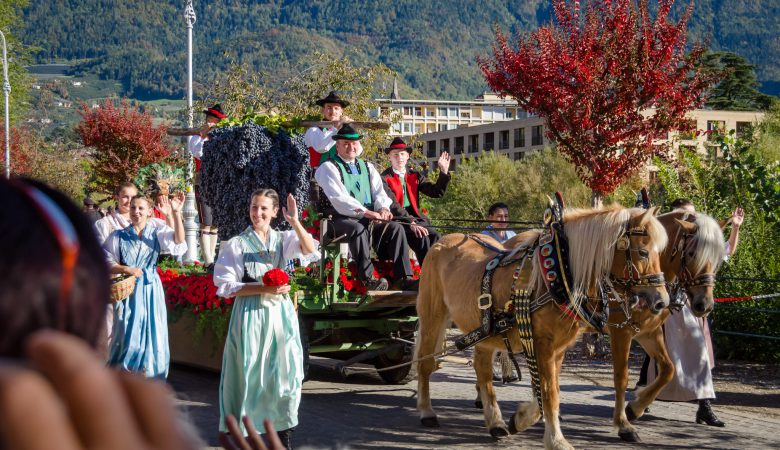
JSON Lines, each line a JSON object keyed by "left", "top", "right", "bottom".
{"left": 384, "top": 172, "right": 420, "bottom": 216}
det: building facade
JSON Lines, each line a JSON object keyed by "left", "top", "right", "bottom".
{"left": 373, "top": 92, "right": 521, "bottom": 137}
{"left": 418, "top": 109, "right": 766, "bottom": 171}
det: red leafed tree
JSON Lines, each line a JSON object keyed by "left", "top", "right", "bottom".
{"left": 0, "top": 127, "right": 35, "bottom": 175}
{"left": 479, "top": 0, "right": 715, "bottom": 203}
{"left": 78, "top": 99, "right": 174, "bottom": 195}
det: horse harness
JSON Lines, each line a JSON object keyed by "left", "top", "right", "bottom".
{"left": 666, "top": 215, "right": 717, "bottom": 312}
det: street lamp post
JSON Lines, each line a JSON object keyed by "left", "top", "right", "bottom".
{"left": 0, "top": 31, "right": 11, "bottom": 179}
{"left": 182, "top": 1, "right": 200, "bottom": 262}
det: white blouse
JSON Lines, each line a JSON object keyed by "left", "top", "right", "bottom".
{"left": 103, "top": 223, "right": 188, "bottom": 266}
{"left": 213, "top": 230, "right": 320, "bottom": 298}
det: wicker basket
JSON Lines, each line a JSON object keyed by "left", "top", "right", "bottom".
{"left": 110, "top": 275, "right": 137, "bottom": 303}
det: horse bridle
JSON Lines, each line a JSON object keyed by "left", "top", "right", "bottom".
{"left": 599, "top": 223, "right": 666, "bottom": 332}
{"left": 668, "top": 226, "right": 717, "bottom": 311}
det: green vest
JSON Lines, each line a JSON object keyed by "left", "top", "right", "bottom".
{"left": 333, "top": 156, "right": 373, "bottom": 209}
{"left": 319, "top": 128, "right": 337, "bottom": 165}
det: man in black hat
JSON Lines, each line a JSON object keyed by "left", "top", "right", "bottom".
{"left": 188, "top": 104, "right": 225, "bottom": 266}
{"left": 314, "top": 124, "right": 418, "bottom": 291}
{"left": 304, "top": 91, "right": 362, "bottom": 168}
{"left": 381, "top": 137, "right": 451, "bottom": 263}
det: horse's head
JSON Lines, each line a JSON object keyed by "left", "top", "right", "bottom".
{"left": 609, "top": 207, "right": 670, "bottom": 314}
{"left": 562, "top": 206, "right": 669, "bottom": 315}
{"left": 658, "top": 211, "right": 725, "bottom": 317}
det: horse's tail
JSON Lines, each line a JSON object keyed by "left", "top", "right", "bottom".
{"left": 414, "top": 243, "right": 450, "bottom": 367}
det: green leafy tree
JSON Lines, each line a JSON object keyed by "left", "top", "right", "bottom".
{"left": 702, "top": 52, "right": 777, "bottom": 111}
{"left": 427, "top": 150, "right": 589, "bottom": 222}
{"left": 0, "top": 0, "right": 32, "bottom": 123}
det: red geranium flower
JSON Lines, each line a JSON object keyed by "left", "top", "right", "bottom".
{"left": 262, "top": 268, "right": 290, "bottom": 287}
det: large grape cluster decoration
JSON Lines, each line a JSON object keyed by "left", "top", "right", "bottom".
{"left": 200, "top": 123, "right": 312, "bottom": 240}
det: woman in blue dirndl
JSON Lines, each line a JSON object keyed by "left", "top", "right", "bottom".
{"left": 214, "top": 189, "right": 317, "bottom": 449}
{"left": 104, "top": 193, "right": 186, "bottom": 379}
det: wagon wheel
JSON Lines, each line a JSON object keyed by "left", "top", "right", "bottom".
{"left": 373, "top": 342, "right": 416, "bottom": 384}
{"left": 298, "top": 316, "right": 311, "bottom": 382}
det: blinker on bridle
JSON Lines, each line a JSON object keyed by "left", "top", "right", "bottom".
{"left": 12, "top": 182, "right": 81, "bottom": 331}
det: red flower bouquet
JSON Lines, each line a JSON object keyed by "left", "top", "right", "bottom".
{"left": 262, "top": 268, "right": 290, "bottom": 287}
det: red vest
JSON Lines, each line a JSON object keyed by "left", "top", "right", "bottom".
{"left": 384, "top": 171, "right": 420, "bottom": 216}
{"left": 195, "top": 158, "right": 201, "bottom": 172}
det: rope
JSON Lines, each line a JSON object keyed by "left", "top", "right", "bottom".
{"left": 717, "top": 276, "right": 780, "bottom": 283}
{"left": 714, "top": 292, "right": 780, "bottom": 303}
{"left": 433, "top": 217, "right": 543, "bottom": 225}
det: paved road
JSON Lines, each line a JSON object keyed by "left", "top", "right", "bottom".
{"left": 170, "top": 352, "right": 780, "bottom": 450}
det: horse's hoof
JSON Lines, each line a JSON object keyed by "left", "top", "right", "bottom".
{"left": 474, "top": 398, "right": 483, "bottom": 409}
{"left": 489, "top": 426, "right": 510, "bottom": 439}
{"left": 420, "top": 417, "right": 440, "bottom": 428}
{"left": 618, "top": 430, "right": 641, "bottom": 442}
{"left": 625, "top": 404, "right": 638, "bottom": 422}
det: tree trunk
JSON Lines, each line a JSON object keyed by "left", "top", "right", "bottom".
{"left": 591, "top": 190, "right": 604, "bottom": 208}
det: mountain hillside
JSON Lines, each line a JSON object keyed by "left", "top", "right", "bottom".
{"left": 19, "top": 0, "right": 780, "bottom": 99}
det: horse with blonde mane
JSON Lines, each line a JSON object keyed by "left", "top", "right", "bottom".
{"left": 415, "top": 205, "right": 669, "bottom": 450}
{"left": 607, "top": 209, "right": 725, "bottom": 442}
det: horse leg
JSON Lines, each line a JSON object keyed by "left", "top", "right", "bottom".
{"left": 537, "top": 337, "right": 574, "bottom": 450}
{"left": 473, "top": 345, "right": 509, "bottom": 438}
{"left": 628, "top": 327, "right": 673, "bottom": 421}
{"left": 609, "top": 328, "right": 641, "bottom": 442}
{"left": 415, "top": 268, "right": 449, "bottom": 428}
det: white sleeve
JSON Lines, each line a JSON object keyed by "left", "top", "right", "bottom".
{"left": 155, "top": 224, "right": 188, "bottom": 256}
{"left": 103, "top": 231, "right": 121, "bottom": 266}
{"left": 94, "top": 217, "right": 111, "bottom": 245}
{"left": 281, "top": 230, "right": 322, "bottom": 263}
{"left": 213, "top": 237, "right": 246, "bottom": 298}
{"left": 304, "top": 126, "right": 337, "bottom": 153}
{"left": 314, "top": 162, "right": 368, "bottom": 217}
{"left": 188, "top": 135, "right": 204, "bottom": 159}
{"left": 368, "top": 162, "right": 393, "bottom": 211}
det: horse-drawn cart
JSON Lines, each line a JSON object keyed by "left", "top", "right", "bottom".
{"left": 295, "top": 231, "right": 419, "bottom": 384}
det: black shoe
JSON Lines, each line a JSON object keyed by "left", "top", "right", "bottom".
{"left": 502, "top": 375, "right": 519, "bottom": 384}
{"left": 696, "top": 400, "right": 725, "bottom": 427}
{"left": 365, "top": 277, "right": 389, "bottom": 291}
{"left": 276, "top": 428, "right": 293, "bottom": 449}
{"left": 398, "top": 277, "right": 419, "bottom": 291}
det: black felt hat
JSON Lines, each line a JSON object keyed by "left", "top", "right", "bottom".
{"left": 202, "top": 104, "right": 226, "bottom": 119}
{"left": 315, "top": 91, "right": 350, "bottom": 108}
{"left": 383, "top": 137, "right": 413, "bottom": 154}
{"left": 331, "top": 123, "right": 362, "bottom": 141}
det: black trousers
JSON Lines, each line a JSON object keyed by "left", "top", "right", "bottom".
{"left": 328, "top": 216, "right": 413, "bottom": 281}
{"left": 406, "top": 225, "right": 440, "bottom": 264}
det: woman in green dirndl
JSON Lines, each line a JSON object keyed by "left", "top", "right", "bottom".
{"left": 213, "top": 189, "right": 317, "bottom": 448}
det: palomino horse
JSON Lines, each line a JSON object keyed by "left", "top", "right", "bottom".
{"left": 608, "top": 210, "right": 725, "bottom": 441}
{"left": 415, "top": 206, "right": 668, "bottom": 450}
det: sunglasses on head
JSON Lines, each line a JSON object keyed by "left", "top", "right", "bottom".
{"left": 13, "top": 182, "right": 80, "bottom": 331}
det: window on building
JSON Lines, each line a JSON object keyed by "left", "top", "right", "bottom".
{"left": 414, "top": 124, "right": 422, "bottom": 133}
{"left": 482, "top": 107, "right": 492, "bottom": 120}
{"left": 514, "top": 128, "right": 525, "bottom": 147}
{"left": 402, "top": 106, "right": 412, "bottom": 116}
{"left": 707, "top": 120, "right": 726, "bottom": 141}
{"left": 450, "top": 158, "right": 457, "bottom": 172}
{"left": 438, "top": 107, "right": 447, "bottom": 117}
{"left": 513, "top": 152, "right": 524, "bottom": 161}
{"left": 402, "top": 123, "right": 412, "bottom": 133}
{"left": 506, "top": 109, "right": 514, "bottom": 119}
{"left": 499, "top": 130, "right": 509, "bottom": 149}
{"left": 483, "top": 132, "right": 495, "bottom": 151}
{"left": 460, "top": 110, "right": 471, "bottom": 119}
{"left": 438, "top": 124, "right": 448, "bottom": 132}
{"left": 468, "top": 134, "right": 478, "bottom": 153}
{"left": 448, "top": 107, "right": 458, "bottom": 117}
{"left": 439, "top": 139, "right": 449, "bottom": 156}
{"left": 736, "top": 121, "right": 754, "bottom": 139}
{"left": 427, "top": 140, "right": 437, "bottom": 158}
{"left": 426, "top": 108, "right": 435, "bottom": 117}
{"left": 392, "top": 123, "right": 402, "bottom": 134}
{"left": 454, "top": 136, "right": 464, "bottom": 155}
{"left": 447, "top": 124, "right": 457, "bottom": 130}
{"left": 493, "top": 108, "right": 505, "bottom": 120}
{"left": 414, "top": 107, "right": 422, "bottom": 117}
{"left": 532, "top": 125, "right": 544, "bottom": 146}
